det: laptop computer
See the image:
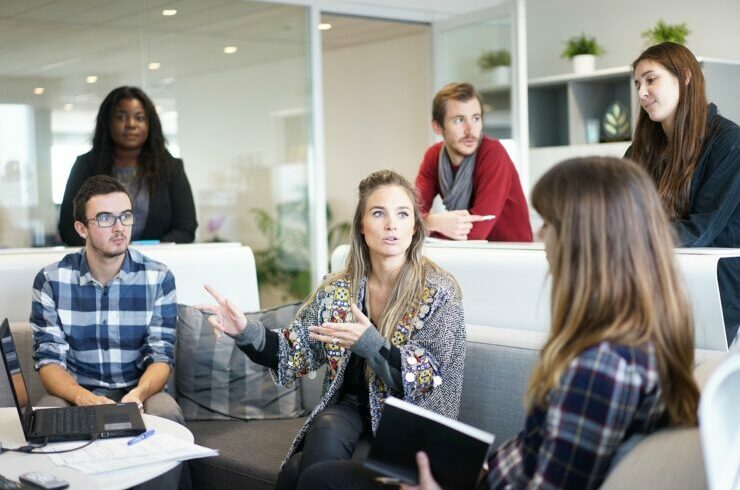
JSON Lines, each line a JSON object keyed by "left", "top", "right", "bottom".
{"left": 0, "top": 318, "right": 146, "bottom": 443}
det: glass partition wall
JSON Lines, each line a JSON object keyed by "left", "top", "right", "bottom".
{"left": 0, "top": 1, "right": 316, "bottom": 305}
{"left": 432, "top": 0, "right": 528, "bottom": 195}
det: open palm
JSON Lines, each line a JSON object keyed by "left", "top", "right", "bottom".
{"left": 195, "top": 284, "right": 247, "bottom": 337}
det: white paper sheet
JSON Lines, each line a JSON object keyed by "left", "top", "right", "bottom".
{"left": 41, "top": 433, "right": 218, "bottom": 474}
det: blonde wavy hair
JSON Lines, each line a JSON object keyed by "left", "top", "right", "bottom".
{"left": 527, "top": 157, "right": 699, "bottom": 426}
{"left": 324, "top": 169, "right": 434, "bottom": 341}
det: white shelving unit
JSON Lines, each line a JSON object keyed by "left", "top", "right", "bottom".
{"left": 528, "top": 65, "right": 635, "bottom": 148}
{"left": 478, "top": 82, "right": 513, "bottom": 140}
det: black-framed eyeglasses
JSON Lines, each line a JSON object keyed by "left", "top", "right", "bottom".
{"left": 86, "top": 211, "right": 135, "bottom": 228}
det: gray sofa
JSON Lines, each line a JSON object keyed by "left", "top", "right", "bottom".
{"left": 1, "top": 322, "right": 713, "bottom": 490}
{"left": 0, "top": 321, "right": 538, "bottom": 489}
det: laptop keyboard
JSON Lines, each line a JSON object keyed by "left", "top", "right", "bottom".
{"left": 51, "top": 406, "right": 97, "bottom": 434}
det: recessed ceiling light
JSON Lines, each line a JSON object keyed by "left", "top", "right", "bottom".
{"left": 86, "top": 75, "right": 98, "bottom": 84}
{"left": 161, "top": 77, "right": 175, "bottom": 85}
{"left": 223, "top": 46, "right": 238, "bottom": 54}
{"left": 318, "top": 23, "right": 332, "bottom": 31}
{"left": 64, "top": 103, "right": 74, "bottom": 111}
{"left": 156, "top": 105, "right": 163, "bottom": 113}
{"left": 148, "top": 62, "right": 161, "bottom": 70}
{"left": 33, "top": 87, "right": 44, "bottom": 95}
{"left": 162, "top": 9, "right": 177, "bottom": 16}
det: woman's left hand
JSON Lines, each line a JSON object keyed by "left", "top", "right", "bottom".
{"left": 400, "top": 452, "right": 442, "bottom": 490}
{"left": 309, "top": 303, "right": 372, "bottom": 349}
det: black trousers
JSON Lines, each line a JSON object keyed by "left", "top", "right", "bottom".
{"left": 276, "top": 399, "right": 372, "bottom": 490}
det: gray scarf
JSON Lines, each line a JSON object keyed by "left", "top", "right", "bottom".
{"left": 438, "top": 146, "right": 477, "bottom": 211}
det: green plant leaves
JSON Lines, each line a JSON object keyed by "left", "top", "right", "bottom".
{"left": 477, "top": 50, "right": 511, "bottom": 70}
{"left": 249, "top": 203, "right": 351, "bottom": 300}
{"left": 641, "top": 19, "right": 690, "bottom": 45}
{"left": 561, "top": 33, "right": 605, "bottom": 59}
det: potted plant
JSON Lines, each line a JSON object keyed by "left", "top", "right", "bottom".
{"left": 561, "top": 33, "right": 605, "bottom": 74}
{"left": 642, "top": 19, "right": 690, "bottom": 45}
{"left": 477, "top": 49, "right": 511, "bottom": 85}
{"left": 249, "top": 202, "right": 350, "bottom": 306}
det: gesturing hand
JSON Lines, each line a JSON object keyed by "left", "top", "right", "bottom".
{"left": 427, "top": 210, "right": 486, "bottom": 240}
{"left": 194, "top": 284, "right": 247, "bottom": 337}
{"left": 309, "top": 303, "right": 372, "bottom": 349}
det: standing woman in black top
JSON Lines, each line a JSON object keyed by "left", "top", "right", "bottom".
{"left": 58, "top": 86, "right": 197, "bottom": 245}
{"left": 629, "top": 42, "right": 740, "bottom": 346}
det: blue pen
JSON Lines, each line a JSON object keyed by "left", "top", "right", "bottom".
{"left": 128, "top": 429, "right": 155, "bottom": 446}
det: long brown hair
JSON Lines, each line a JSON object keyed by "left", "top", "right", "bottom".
{"left": 528, "top": 157, "right": 698, "bottom": 426}
{"left": 631, "top": 42, "right": 707, "bottom": 219}
{"left": 339, "top": 170, "right": 431, "bottom": 340}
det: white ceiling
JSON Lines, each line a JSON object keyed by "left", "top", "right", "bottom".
{"left": 0, "top": 0, "right": 433, "bottom": 110}
{"left": 317, "top": 0, "right": 513, "bottom": 22}
{"left": 320, "top": 14, "right": 427, "bottom": 51}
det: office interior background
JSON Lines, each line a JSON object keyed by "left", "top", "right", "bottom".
{"left": 0, "top": 0, "right": 738, "bottom": 305}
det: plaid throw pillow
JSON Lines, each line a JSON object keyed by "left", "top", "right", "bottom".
{"left": 175, "top": 303, "right": 303, "bottom": 421}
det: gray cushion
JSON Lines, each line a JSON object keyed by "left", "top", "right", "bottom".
{"left": 187, "top": 418, "right": 306, "bottom": 490}
{"left": 460, "top": 341, "right": 539, "bottom": 448}
{"left": 175, "top": 303, "right": 303, "bottom": 421}
{"left": 600, "top": 427, "right": 707, "bottom": 490}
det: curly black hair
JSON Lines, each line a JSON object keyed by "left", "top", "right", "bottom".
{"left": 91, "top": 86, "right": 171, "bottom": 193}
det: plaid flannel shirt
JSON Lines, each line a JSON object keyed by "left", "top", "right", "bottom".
{"left": 31, "top": 248, "right": 176, "bottom": 390}
{"left": 486, "top": 342, "right": 666, "bottom": 490}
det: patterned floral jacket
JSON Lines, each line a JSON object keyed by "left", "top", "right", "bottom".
{"left": 272, "top": 264, "right": 466, "bottom": 466}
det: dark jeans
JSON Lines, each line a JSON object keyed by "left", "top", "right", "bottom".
{"left": 276, "top": 399, "right": 372, "bottom": 490}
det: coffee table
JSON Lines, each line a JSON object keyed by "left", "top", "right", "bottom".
{"left": 0, "top": 407, "right": 193, "bottom": 489}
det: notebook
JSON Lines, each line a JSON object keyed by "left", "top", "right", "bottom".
{"left": 0, "top": 318, "right": 146, "bottom": 443}
{"left": 364, "top": 396, "right": 494, "bottom": 490}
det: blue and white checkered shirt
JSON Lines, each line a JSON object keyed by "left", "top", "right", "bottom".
{"left": 486, "top": 342, "right": 666, "bottom": 490}
{"left": 31, "top": 248, "right": 177, "bottom": 390}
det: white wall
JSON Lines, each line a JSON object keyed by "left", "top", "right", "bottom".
{"left": 323, "top": 32, "right": 431, "bottom": 225}
{"left": 525, "top": 0, "right": 740, "bottom": 78}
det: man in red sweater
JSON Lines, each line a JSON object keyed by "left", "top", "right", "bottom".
{"left": 415, "top": 82, "right": 532, "bottom": 241}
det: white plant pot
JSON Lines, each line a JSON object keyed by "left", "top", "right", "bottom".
{"left": 487, "top": 66, "right": 511, "bottom": 86}
{"left": 572, "top": 54, "right": 595, "bottom": 74}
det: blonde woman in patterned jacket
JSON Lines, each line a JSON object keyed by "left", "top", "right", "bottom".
{"left": 201, "top": 169, "right": 466, "bottom": 489}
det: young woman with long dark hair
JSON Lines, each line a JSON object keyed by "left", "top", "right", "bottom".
{"left": 59, "top": 86, "right": 197, "bottom": 245}
{"left": 402, "top": 157, "right": 699, "bottom": 490}
{"left": 629, "top": 42, "right": 740, "bottom": 345}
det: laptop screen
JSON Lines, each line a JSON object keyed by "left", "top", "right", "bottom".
{"left": 0, "top": 319, "right": 33, "bottom": 438}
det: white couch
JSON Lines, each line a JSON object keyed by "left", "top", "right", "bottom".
{"left": 0, "top": 242, "right": 260, "bottom": 323}
{"left": 332, "top": 242, "right": 734, "bottom": 361}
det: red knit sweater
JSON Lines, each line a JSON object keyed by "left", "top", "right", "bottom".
{"left": 415, "top": 136, "right": 533, "bottom": 242}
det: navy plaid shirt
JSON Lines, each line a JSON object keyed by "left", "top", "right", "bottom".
{"left": 31, "top": 248, "right": 176, "bottom": 391}
{"left": 486, "top": 342, "right": 666, "bottom": 490}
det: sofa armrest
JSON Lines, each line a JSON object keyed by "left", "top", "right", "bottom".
{"left": 600, "top": 427, "right": 706, "bottom": 490}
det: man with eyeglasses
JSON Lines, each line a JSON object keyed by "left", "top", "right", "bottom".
{"left": 30, "top": 175, "right": 183, "bottom": 423}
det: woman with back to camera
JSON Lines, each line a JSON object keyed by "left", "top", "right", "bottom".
{"left": 200, "top": 169, "right": 466, "bottom": 489}
{"left": 364, "top": 157, "right": 699, "bottom": 490}
{"left": 59, "top": 86, "right": 197, "bottom": 245}
{"left": 628, "top": 42, "right": 740, "bottom": 346}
